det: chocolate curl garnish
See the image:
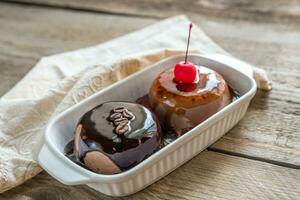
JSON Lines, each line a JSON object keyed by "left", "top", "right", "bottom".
{"left": 74, "top": 124, "right": 83, "bottom": 158}
{"left": 115, "top": 122, "right": 129, "bottom": 135}
{"left": 109, "top": 113, "right": 122, "bottom": 121}
{"left": 73, "top": 124, "right": 90, "bottom": 160}
{"left": 113, "top": 106, "right": 125, "bottom": 113}
{"left": 83, "top": 151, "right": 121, "bottom": 174}
{"left": 123, "top": 109, "right": 135, "bottom": 120}
{"left": 108, "top": 106, "right": 135, "bottom": 135}
{"left": 75, "top": 124, "right": 121, "bottom": 174}
{"left": 113, "top": 117, "right": 128, "bottom": 126}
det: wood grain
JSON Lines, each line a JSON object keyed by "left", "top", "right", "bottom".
{"left": 194, "top": 18, "right": 300, "bottom": 167}
{"left": 0, "top": 1, "right": 300, "bottom": 198}
{"left": 5, "top": 0, "right": 300, "bottom": 22}
{"left": 1, "top": 151, "right": 300, "bottom": 200}
{"left": 0, "top": 2, "right": 156, "bottom": 95}
{"left": 1, "top": 1, "right": 299, "bottom": 166}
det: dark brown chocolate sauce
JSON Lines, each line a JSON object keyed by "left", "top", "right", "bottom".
{"left": 65, "top": 102, "right": 162, "bottom": 172}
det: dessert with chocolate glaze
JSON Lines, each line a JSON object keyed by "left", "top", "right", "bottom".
{"left": 65, "top": 102, "right": 162, "bottom": 174}
{"left": 149, "top": 24, "right": 232, "bottom": 136}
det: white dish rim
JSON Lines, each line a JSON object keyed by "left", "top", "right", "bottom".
{"left": 41, "top": 53, "right": 257, "bottom": 183}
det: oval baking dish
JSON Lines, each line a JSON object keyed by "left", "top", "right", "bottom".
{"left": 38, "top": 54, "right": 257, "bottom": 196}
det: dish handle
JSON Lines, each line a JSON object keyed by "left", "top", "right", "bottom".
{"left": 201, "top": 54, "right": 253, "bottom": 78}
{"left": 38, "top": 144, "right": 91, "bottom": 185}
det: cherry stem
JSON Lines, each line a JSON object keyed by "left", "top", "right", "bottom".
{"left": 184, "top": 23, "right": 193, "bottom": 64}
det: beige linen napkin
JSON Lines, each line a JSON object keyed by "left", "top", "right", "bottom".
{"left": 0, "top": 15, "right": 271, "bottom": 193}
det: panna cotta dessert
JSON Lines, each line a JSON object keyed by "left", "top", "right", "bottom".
{"left": 65, "top": 102, "right": 162, "bottom": 174}
{"left": 149, "top": 66, "right": 231, "bottom": 135}
{"left": 149, "top": 24, "right": 232, "bottom": 136}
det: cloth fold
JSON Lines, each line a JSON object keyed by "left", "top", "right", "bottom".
{"left": 0, "top": 15, "right": 271, "bottom": 193}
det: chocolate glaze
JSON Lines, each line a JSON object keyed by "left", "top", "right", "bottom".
{"left": 65, "top": 102, "right": 162, "bottom": 173}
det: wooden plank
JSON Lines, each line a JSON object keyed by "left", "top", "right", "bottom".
{"left": 1, "top": 151, "right": 300, "bottom": 199}
{"left": 5, "top": 0, "right": 300, "bottom": 21}
{"left": 0, "top": 2, "right": 156, "bottom": 96}
{"left": 195, "top": 18, "right": 300, "bottom": 167}
{"left": 0, "top": 2, "right": 299, "bottom": 198}
{"left": 0, "top": 0, "right": 300, "bottom": 168}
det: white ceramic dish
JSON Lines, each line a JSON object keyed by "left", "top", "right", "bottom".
{"left": 38, "top": 54, "right": 256, "bottom": 196}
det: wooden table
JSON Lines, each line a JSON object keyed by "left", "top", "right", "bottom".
{"left": 1, "top": 1, "right": 300, "bottom": 199}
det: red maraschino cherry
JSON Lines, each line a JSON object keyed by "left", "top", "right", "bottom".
{"left": 174, "top": 23, "right": 197, "bottom": 83}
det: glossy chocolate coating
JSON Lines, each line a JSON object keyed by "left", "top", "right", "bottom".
{"left": 69, "top": 102, "right": 162, "bottom": 174}
{"left": 149, "top": 66, "right": 232, "bottom": 135}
